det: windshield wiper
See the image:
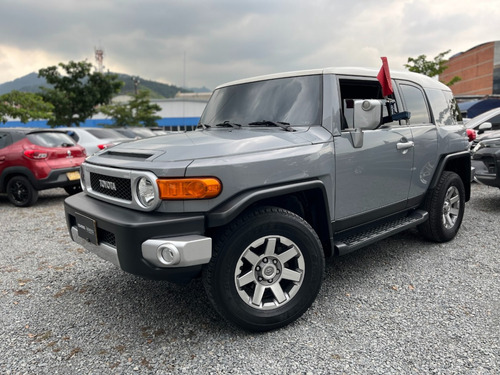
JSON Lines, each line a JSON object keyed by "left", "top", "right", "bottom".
{"left": 248, "top": 120, "right": 294, "bottom": 132}
{"left": 215, "top": 121, "right": 242, "bottom": 129}
{"left": 197, "top": 123, "right": 211, "bottom": 129}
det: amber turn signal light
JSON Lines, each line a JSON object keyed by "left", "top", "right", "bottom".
{"left": 157, "top": 178, "right": 222, "bottom": 200}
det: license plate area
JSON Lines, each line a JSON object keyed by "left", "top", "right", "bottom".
{"left": 66, "top": 171, "right": 81, "bottom": 181}
{"left": 75, "top": 212, "right": 98, "bottom": 245}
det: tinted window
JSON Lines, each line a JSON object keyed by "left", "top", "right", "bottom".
{"left": 201, "top": 75, "right": 322, "bottom": 126}
{"left": 400, "top": 84, "right": 430, "bottom": 124}
{"left": 426, "top": 88, "right": 459, "bottom": 125}
{"left": 443, "top": 91, "right": 462, "bottom": 124}
{"left": 27, "top": 132, "right": 76, "bottom": 147}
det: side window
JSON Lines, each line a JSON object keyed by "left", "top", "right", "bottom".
{"left": 339, "top": 78, "right": 399, "bottom": 129}
{"left": 426, "top": 89, "right": 456, "bottom": 125}
{"left": 443, "top": 91, "right": 462, "bottom": 124}
{"left": 399, "top": 84, "right": 431, "bottom": 124}
{"left": 0, "top": 132, "right": 12, "bottom": 149}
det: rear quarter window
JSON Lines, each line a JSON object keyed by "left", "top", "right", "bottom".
{"left": 425, "top": 88, "right": 461, "bottom": 126}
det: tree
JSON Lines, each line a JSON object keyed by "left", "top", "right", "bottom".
{"left": 405, "top": 50, "right": 461, "bottom": 86}
{"left": 38, "top": 60, "right": 123, "bottom": 127}
{"left": 100, "top": 90, "right": 162, "bottom": 127}
{"left": 0, "top": 90, "right": 54, "bottom": 124}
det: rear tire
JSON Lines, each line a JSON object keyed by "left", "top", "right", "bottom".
{"left": 7, "top": 176, "right": 38, "bottom": 207}
{"left": 203, "top": 207, "right": 325, "bottom": 332}
{"left": 418, "top": 171, "right": 465, "bottom": 242}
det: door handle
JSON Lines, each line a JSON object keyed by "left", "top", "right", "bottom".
{"left": 396, "top": 141, "right": 414, "bottom": 150}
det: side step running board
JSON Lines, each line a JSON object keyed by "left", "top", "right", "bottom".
{"left": 334, "top": 210, "right": 428, "bottom": 256}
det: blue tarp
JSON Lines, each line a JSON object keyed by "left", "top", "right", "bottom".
{"left": 458, "top": 99, "right": 500, "bottom": 118}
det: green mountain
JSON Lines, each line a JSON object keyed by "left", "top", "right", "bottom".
{"left": 0, "top": 72, "right": 208, "bottom": 98}
{"left": 0, "top": 72, "right": 45, "bottom": 95}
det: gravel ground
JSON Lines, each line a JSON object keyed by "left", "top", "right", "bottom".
{"left": 1, "top": 183, "right": 499, "bottom": 374}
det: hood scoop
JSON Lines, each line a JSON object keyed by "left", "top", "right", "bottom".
{"left": 98, "top": 149, "right": 159, "bottom": 161}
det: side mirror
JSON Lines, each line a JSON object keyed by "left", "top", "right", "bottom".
{"left": 478, "top": 122, "right": 492, "bottom": 134}
{"left": 353, "top": 99, "right": 383, "bottom": 130}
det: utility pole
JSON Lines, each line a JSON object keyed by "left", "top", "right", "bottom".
{"left": 131, "top": 76, "right": 140, "bottom": 95}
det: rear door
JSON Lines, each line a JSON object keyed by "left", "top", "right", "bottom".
{"left": 397, "top": 82, "right": 438, "bottom": 202}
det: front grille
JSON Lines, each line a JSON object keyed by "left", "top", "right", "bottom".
{"left": 90, "top": 172, "right": 132, "bottom": 201}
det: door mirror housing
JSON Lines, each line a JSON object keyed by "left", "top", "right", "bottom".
{"left": 353, "top": 99, "right": 384, "bottom": 130}
{"left": 478, "top": 122, "right": 492, "bottom": 134}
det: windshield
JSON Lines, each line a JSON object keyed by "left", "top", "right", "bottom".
{"left": 200, "top": 75, "right": 322, "bottom": 127}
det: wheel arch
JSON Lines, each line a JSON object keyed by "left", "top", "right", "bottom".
{"left": 430, "top": 151, "right": 471, "bottom": 202}
{"left": 0, "top": 167, "right": 37, "bottom": 193}
{"left": 206, "top": 180, "right": 333, "bottom": 258}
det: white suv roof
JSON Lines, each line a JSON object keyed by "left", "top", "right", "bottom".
{"left": 217, "top": 67, "right": 448, "bottom": 91}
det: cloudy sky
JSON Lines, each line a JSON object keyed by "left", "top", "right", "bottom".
{"left": 1, "top": 0, "right": 499, "bottom": 90}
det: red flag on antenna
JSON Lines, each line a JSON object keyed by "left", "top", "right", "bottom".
{"left": 377, "top": 57, "right": 393, "bottom": 97}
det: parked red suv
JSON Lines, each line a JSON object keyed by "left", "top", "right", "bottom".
{"left": 0, "top": 128, "right": 86, "bottom": 207}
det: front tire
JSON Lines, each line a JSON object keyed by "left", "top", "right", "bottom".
{"left": 203, "top": 207, "right": 325, "bottom": 332}
{"left": 6, "top": 176, "right": 38, "bottom": 207}
{"left": 418, "top": 171, "right": 465, "bottom": 242}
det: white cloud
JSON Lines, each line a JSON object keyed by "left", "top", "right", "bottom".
{"left": 0, "top": 0, "right": 499, "bottom": 89}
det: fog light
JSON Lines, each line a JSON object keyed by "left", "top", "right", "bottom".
{"left": 157, "top": 244, "right": 181, "bottom": 266}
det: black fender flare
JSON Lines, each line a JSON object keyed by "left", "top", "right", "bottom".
{"left": 429, "top": 151, "right": 471, "bottom": 201}
{"left": 0, "top": 166, "right": 37, "bottom": 193}
{"left": 206, "top": 179, "right": 331, "bottom": 228}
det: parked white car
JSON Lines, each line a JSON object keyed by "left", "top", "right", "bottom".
{"left": 57, "top": 127, "right": 130, "bottom": 155}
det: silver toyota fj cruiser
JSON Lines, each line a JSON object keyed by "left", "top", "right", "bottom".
{"left": 64, "top": 67, "right": 471, "bottom": 331}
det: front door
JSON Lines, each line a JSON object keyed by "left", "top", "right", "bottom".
{"left": 333, "top": 78, "right": 414, "bottom": 223}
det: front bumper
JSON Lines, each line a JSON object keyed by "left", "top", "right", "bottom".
{"left": 64, "top": 193, "right": 211, "bottom": 282}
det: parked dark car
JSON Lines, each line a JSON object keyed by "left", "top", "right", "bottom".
{"left": 471, "top": 135, "right": 500, "bottom": 188}
{"left": 0, "top": 128, "right": 86, "bottom": 206}
{"left": 466, "top": 107, "right": 500, "bottom": 148}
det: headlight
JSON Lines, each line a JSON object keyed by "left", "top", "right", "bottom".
{"left": 137, "top": 176, "right": 156, "bottom": 207}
